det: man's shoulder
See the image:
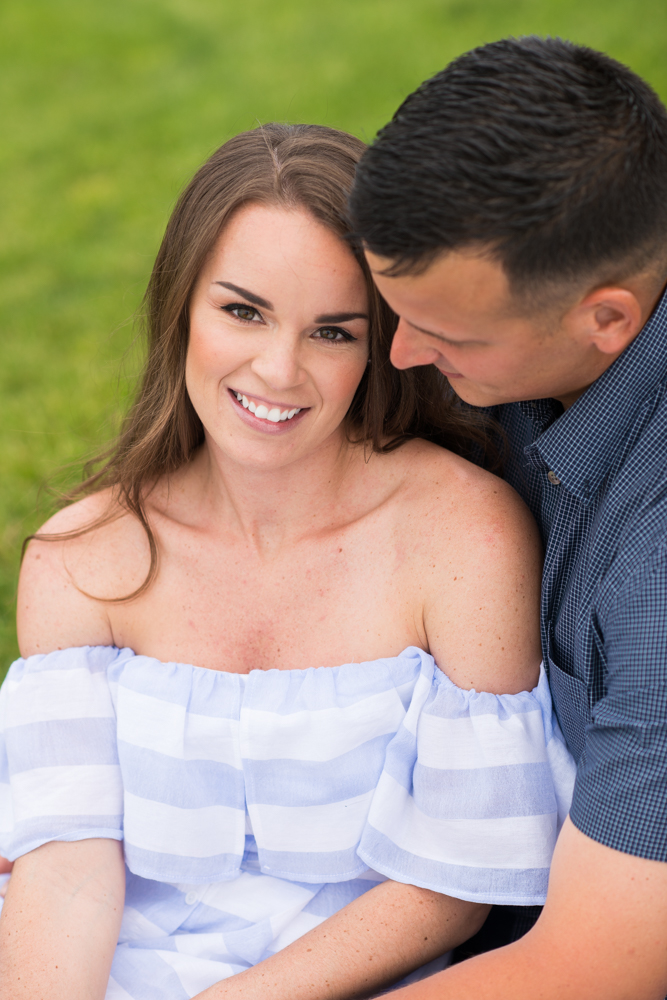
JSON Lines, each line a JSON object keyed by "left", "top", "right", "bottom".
{"left": 600, "top": 476, "right": 667, "bottom": 610}
{"left": 602, "top": 381, "right": 667, "bottom": 558}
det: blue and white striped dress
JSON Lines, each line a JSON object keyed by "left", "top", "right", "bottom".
{"left": 0, "top": 645, "right": 575, "bottom": 999}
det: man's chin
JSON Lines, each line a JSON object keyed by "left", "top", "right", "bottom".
{"left": 444, "top": 378, "right": 505, "bottom": 409}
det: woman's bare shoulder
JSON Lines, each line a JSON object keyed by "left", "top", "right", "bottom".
{"left": 392, "top": 440, "right": 543, "bottom": 695}
{"left": 388, "top": 438, "right": 533, "bottom": 526}
{"left": 17, "top": 489, "right": 151, "bottom": 657}
{"left": 417, "top": 443, "right": 543, "bottom": 594}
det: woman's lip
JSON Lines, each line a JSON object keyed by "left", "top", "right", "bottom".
{"left": 227, "top": 388, "right": 309, "bottom": 434}
{"left": 228, "top": 387, "right": 309, "bottom": 411}
{"left": 436, "top": 365, "right": 464, "bottom": 379}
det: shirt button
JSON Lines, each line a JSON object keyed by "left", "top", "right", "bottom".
{"left": 185, "top": 891, "right": 198, "bottom": 905}
{"left": 547, "top": 470, "right": 561, "bottom": 485}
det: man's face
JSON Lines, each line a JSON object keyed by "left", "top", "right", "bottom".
{"left": 366, "top": 248, "right": 608, "bottom": 408}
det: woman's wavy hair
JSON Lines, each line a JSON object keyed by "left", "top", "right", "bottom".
{"left": 31, "top": 123, "right": 498, "bottom": 599}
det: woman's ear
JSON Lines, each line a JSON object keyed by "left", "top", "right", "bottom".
{"left": 565, "top": 286, "right": 644, "bottom": 356}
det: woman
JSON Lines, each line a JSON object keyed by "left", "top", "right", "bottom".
{"left": 0, "top": 124, "right": 575, "bottom": 1000}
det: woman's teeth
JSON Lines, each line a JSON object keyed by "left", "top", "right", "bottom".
{"left": 234, "top": 392, "right": 301, "bottom": 423}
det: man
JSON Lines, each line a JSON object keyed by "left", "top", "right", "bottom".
{"left": 350, "top": 36, "right": 667, "bottom": 999}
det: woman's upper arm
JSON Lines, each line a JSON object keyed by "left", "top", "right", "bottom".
{"left": 421, "top": 466, "right": 543, "bottom": 695}
{"left": 17, "top": 496, "right": 119, "bottom": 656}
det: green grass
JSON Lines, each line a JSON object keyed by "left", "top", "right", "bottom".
{"left": 1, "top": 0, "right": 666, "bottom": 677}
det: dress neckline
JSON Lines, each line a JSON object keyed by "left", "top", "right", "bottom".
{"left": 33, "top": 643, "right": 547, "bottom": 700}
{"left": 106, "top": 642, "right": 425, "bottom": 677}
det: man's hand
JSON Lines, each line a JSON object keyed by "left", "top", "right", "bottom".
{"left": 383, "top": 818, "right": 667, "bottom": 1000}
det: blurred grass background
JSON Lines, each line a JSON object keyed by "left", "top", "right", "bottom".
{"left": 1, "top": 0, "right": 666, "bottom": 676}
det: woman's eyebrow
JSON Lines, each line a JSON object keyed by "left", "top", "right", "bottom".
{"left": 314, "top": 311, "right": 369, "bottom": 323}
{"left": 214, "top": 281, "right": 273, "bottom": 310}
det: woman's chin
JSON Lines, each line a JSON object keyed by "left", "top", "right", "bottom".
{"left": 200, "top": 398, "right": 352, "bottom": 472}
{"left": 204, "top": 426, "right": 336, "bottom": 473}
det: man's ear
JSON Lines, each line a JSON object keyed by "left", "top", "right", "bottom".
{"left": 565, "top": 287, "right": 644, "bottom": 356}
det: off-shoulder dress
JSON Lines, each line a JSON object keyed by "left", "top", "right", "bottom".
{"left": 0, "top": 645, "right": 576, "bottom": 999}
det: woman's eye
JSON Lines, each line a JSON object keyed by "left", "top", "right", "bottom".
{"left": 224, "top": 304, "right": 261, "bottom": 323}
{"left": 313, "top": 327, "right": 354, "bottom": 343}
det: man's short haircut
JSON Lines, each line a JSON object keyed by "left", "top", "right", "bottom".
{"left": 350, "top": 37, "right": 667, "bottom": 294}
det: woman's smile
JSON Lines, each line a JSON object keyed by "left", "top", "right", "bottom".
{"left": 227, "top": 387, "right": 309, "bottom": 433}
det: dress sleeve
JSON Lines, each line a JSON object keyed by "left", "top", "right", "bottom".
{"left": 0, "top": 646, "right": 124, "bottom": 860}
{"left": 358, "top": 647, "right": 576, "bottom": 905}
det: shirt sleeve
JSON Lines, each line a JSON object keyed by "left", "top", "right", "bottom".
{"left": 570, "top": 542, "right": 667, "bottom": 860}
{"left": 0, "top": 646, "right": 124, "bottom": 860}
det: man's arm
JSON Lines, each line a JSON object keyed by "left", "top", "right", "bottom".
{"left": 0, "top": 839, "right": 125, "bottom": 1000}
{"left": 381, "top": 818, "right": 667, "bottom": 1000}
{"left": 193, "top": 880, "right": 489, "bottom": 1000}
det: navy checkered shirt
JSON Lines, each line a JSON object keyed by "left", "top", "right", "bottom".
{"left": 494, "top": 285, "right": 667, "bottom": 861}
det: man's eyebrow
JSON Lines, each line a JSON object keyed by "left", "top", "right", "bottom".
{"left": 314, "top": 312, "right": 369, "bottom": 323}
{"left": 407, "top": 319, "right": 478, "bottom": 345}
{"left": 407, "top": 319, "right": 454, "bottom": 341}
{"left": 214, "top": 282, "right": 273, "bottom": 310}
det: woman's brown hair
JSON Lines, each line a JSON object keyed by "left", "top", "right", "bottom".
{"left": 31, "top": 123, "right": 497, "bottom": 598}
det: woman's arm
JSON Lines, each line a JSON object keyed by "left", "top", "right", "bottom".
{"left": 420, "top": 459, "right": 543, "bottom": 693}
{"left": 1, "top": 500, "right": 126, "bottom": 998}
{"left": 0, "top": 839, "right": 125, "bottom": 1000}
{"left": 373, "top": 820, "right": 667, "bottom": 1000}
{"left": 193, "top": 879, "right": 489, "bottom": 1000}
{"left": 0, "top": 856, "right": 13, "bottom": 897}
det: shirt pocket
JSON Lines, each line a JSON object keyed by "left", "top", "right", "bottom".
{"left": 546, "top": 635, "right": 591, "bottom": 765}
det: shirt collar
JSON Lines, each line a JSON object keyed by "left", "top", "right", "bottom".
{"left": 523, "top": 283, "right": 667, "bottom": 504}
{"left": 519, "top": 398, "right": 562, "bottom": 433}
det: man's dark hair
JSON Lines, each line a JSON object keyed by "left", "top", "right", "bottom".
{"left": 350, "top": 37, "right": 667, "bottom": 293}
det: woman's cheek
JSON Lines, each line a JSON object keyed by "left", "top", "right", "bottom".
{"left": 334, "top": 352, "right": 369, "bottom": 406}
{"left": 185, "top": 331, "right": 237, "bottom": 410}
{"left": 185, "top": 355, "right": 222, "bottom": 430}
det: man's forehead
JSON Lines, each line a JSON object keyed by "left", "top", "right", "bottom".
{"left": 365, "top": 248, "right": 518, "bottom": 319}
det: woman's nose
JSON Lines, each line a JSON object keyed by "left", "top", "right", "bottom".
{"left": 390, "top": 318, "right": 442, "bottom": 370}
{"left": 250, "top": 333, "right": 307, "bottom": 390}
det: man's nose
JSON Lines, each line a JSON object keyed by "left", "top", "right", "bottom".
{"left": 390, "top": 318, "right": 442, "bottom": 370}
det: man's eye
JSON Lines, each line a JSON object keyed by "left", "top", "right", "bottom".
{"left": 314, "top": 327, "right": 354, "bottom": 342}
{"left": 224, "top": 304, "right": 261, "bottom": 322}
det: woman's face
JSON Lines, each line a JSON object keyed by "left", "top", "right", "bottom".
{"left": 186, "top": 203, "right": 370, "bottom": 471}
